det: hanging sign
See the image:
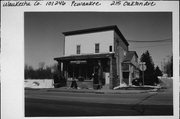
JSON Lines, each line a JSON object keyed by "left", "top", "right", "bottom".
{"left": 70, "top": 60, "right": 87, "bottom": 64}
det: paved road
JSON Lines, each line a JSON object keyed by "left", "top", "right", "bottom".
{"left": 25, "top": 88, "right": 173, "bottom": 117}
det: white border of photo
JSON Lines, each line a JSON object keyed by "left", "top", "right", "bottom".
{"left": 1, "top": 1, "right": 179, "bottom": 119}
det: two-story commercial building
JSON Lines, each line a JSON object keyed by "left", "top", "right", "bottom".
{"left": 54, "top": 25, "right": 139, "bottom": 89}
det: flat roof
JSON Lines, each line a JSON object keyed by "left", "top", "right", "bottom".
{"left": 63, "top": 25, "right": 129, "bottom": 46}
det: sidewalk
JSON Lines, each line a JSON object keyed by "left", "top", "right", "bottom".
{"left": 43, "top": 86, "right": 159, "bottom": 94}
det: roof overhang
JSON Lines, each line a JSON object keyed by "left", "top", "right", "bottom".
{"left": 54, "top": 53, "right": 114, "bottom": 62}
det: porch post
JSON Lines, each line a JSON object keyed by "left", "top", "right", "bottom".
{"left": 61, "top": 62, "right": 63, "bottom": 73}
{"left": 63, "top": 61, "right": 68, "bottom": 79}
{"left": 58, "top": 61, "right": 64, "bottom": 75}
{"left": 57, "top": 61, "right": 61, "bottom": 73}
{"left": 63, "top": 62, "right": 65, "bottom": 78}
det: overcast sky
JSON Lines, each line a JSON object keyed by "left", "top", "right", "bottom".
{"left": 25, "top": 12, "right": 172, "bottom": 69}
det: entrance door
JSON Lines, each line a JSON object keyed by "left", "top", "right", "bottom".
{"left": 123, "top": 72, "right": 129, "bottom": 85}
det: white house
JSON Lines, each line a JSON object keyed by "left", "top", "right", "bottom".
{"left": 54, "top": 25, "right": 139, "bottom": 89}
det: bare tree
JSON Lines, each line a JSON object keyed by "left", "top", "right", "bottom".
{"left": 38, "top": 62, "right": 45, "bottom": 70}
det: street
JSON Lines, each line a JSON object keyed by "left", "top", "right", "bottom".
{"left": 25, "top": 87, "right": 173, "bottom": 117}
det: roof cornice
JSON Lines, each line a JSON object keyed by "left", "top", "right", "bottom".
{"left": 63, "top": 25, "right": 129, "bottom": 46}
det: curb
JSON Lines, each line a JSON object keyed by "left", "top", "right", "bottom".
{"left": 25, "top": 87, "right": 159, "bottom": 94}
{"left": 46, "top": 88, "right": 158, "bottom": 94}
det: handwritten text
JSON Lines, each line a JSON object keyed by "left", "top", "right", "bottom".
{"left": 2, "top": 1, "right": 157, "bottom": 7}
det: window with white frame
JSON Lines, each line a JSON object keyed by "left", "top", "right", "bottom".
{"left": 76, "top": 45, "right": 81, "bottom": 54}
{"left": 95, "top": 43, "right": 99, "bottom": 53}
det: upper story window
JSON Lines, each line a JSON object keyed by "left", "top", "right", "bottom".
{"left": 76, "top": 45, "right": 81, "bottom": 54}
{"left": 109, "top": 45, "right": 112, "bottom": 52}
{"left": 95, "top": 43, "right": 99, "bottom": 53}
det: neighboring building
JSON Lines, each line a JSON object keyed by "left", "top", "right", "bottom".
{"left": 122, "top": 51, "right": 140, "bottom": 85}
{"left": 54, "top": 25, "right": 139, "bottom": 89}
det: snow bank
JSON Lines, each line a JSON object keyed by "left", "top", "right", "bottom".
{"left": 24, "top": 79, "right": 54, "bottom": 88}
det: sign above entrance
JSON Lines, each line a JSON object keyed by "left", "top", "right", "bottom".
{"left": 70, "top": 60, "right": 87, "bottom": 64}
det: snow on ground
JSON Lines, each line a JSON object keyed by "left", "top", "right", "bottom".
{"left": 158, "top": 77, "right": 173, "bottom": 89}
{"left": 25, "top": 79, "right": 54, "bottom": 88}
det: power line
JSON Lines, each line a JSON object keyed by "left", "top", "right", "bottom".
{"left": 127, "top": 38, "right": 172, "bottom": 43}
{"left": 131, "top": 43, "right": 171, "bottom": 49}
